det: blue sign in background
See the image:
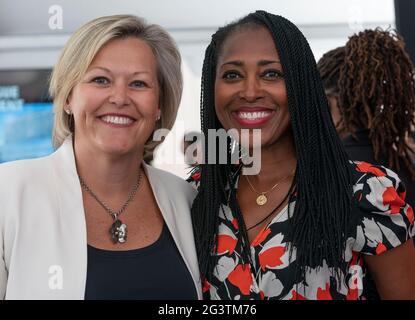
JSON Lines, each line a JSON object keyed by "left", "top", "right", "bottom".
{"left": 0, "top": 103, "right": 54, "bottom": 162}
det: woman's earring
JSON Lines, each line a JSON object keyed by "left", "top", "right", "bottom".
{"left": 65, "top": 107, "right": 74, "bottom": 131}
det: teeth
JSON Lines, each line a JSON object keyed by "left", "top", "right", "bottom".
{"left": 101, "top": 115, "right": 133, "bottom": 125}
{"left": 238, "top": 111, "right": 272, "bottom": 120}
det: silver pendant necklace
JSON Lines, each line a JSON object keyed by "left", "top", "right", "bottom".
{"left": 78, "top": 170, "right": 142, "bottom": 244}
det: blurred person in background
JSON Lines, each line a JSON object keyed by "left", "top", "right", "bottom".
{"left": 318, "top": 29, "right": 415, "bottom": 208}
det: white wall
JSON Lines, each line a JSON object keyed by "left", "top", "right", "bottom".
{"left": 0, "top": 0, "right": 396, "bottom": 71}
{"left": 0, "top": 0, "right": 395, "bottom": 177}
{"left": 0, "top": 0, "right": 395, "bottom": 33}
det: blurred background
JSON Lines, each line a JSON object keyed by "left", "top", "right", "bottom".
{"left": 0, "top": 0, "right": 411, "bottom": 177}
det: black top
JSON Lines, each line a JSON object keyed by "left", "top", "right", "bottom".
{"left": 342, "top": 129, "right": 415, "bottom": 208}
{"left": 84, "top": 223, "right": 198, "bottom": 300}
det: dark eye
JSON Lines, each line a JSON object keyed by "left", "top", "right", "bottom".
{"left": 92, "top": 77, "right": 109, "bottom": 85}
{"left": 262, "top": 70, "right": 284, "bottom": 80}
{"left": 222, "top": 71, "right": 242, "bottom": 80}
{"left": 130, "top": 80, "right": 147, "bottom": 88}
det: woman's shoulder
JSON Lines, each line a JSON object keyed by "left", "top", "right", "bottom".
{"left": 349, "top": 160, "right": 410, "bottom": 214}
{"left": 0, "top": 153, "right": 54, "bottom": 183}
{"left": 349, "top": 160, "right": 408, "bottom": 208}
{"left": 144, "top": 164, "right": 197, "bottom": 199}
{"left": 350, "top": 160, "right": 402, "bottom": 182}
{"left": 348, "top": 160, "right": 414, "bottom": 256}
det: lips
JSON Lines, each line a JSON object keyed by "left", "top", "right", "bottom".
{"left": 98, "top": 114, "right": 136, "bottom": 127}
{"left": 232, "top": 107, "right": 275, "bottom": 127}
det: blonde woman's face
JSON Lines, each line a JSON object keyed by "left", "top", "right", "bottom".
{"left": 68, "top": 37, "right": 160, "bottom": 157}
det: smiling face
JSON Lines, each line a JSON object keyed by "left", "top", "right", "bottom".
{"left": 214, "top": 26, "right": 291, "bottom": 149}
{"left": 68, "top": 37, "right": 160, "bottom": 157}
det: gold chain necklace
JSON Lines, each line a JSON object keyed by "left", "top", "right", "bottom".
{"left": 244, "top": 169, "right": 295, "bottom": 206}
{"left": 79, "top": 170, "right": 142, "bottom": 244}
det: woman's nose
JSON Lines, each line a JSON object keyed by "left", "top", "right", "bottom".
{"left": 239, "top": 77, "right": 264, "bottom": 102}
{"left": 108, "top": 83, "right": 131, "bottom": 107}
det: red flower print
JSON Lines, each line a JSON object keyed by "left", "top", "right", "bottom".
{"left": 258, "top": 246, "right": 285, "bottom": 271}
{"left": 317, "top": 283, "right": 333, "bottom": 300}
{"left": 346, "top": 286, "right": 359, "bottom": 300}
{"left": 383, "top": 187, "right": 405, "bottom": 214}
{"left": 192, "top": 171, "right": 201, "bottom": 181}
{"left": 251, "top": 228, "right": 272, "bottom": 247}
{"left": 350, "top": 251, "right": 362, "bottom": 267}
{"left": 216, "top": 234, "right": 237, "bottom": 255}
{"left": 290, "top": 290, "right": 308, "bottom": 300}
{"left": 376, "top": 242, "right": 387, "bottom": 255}
{"left": 406, "top": 206, "right": 414, "bottom": 225}
{"left": 228, "top": 264, "right": 253, "bottom": 295}
{"left": 202, "top": 280, "right": 211, "bottom": 293}
{"left": 231, "top": 218, "right": 239, "bottom": 230}
{"left": 356, "top": 162, "right": 386, "bottom": 177}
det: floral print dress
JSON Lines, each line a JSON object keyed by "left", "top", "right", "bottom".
{"left": 190, "top": 161, "right": 414, "bottom": 300}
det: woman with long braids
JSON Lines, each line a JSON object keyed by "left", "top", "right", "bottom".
{"left": 190, "top": 11, "right": 415, "bottom": 300}
{"left": 317, "top": 29, "right": 415, "bottom": 207}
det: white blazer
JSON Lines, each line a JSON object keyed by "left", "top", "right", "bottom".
{"left": 0, "top": 137, "right": 202, "bottom": 299}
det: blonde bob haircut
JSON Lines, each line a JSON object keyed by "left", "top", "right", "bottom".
{"left": 49, "top": 15, "right": 182, "bottom": 159}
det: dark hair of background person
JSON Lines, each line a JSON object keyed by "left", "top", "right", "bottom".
{"left": 191, "top": 10, "right": 354, "bottom": 288}
{"left": 318, "top": 29, "right": 415, "bottom": 180}
{"left": 317, "top": 46, "right": 345, "bottom": 103}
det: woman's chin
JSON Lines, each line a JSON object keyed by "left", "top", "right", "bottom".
{"left": 94, "top": 139, "right": 140, "bottom": 158}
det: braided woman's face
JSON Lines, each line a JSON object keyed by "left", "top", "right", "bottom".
{"left": 214, "top": 26, "right": 291, "bottom": 150}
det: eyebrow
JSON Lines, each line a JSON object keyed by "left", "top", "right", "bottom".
{"left": 87, "top": 66, "right": 150, "bottom": 75}
{"left": 221, "top": 60, "right": 281, "bottom": 67}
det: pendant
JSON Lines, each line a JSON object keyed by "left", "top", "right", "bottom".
{"left": 256, "top": 194, "right": 268, "bottom": 206}
{"left": 110, "top": 219, "right": 128, "bottom": 244}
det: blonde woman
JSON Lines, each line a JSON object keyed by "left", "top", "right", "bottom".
{"left": 0, "top": 15, "right": 201, "bottom": 299}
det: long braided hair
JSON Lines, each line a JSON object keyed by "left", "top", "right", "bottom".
{"left": 318, "top": 29, "right": 415, "bottom": 178}
{"left": 191, "top": 10, "right": 353, "bottom": 286}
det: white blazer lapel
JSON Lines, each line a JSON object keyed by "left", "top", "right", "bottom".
{"left": 50, "top": 137, "right": 87, "bottom": 299}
